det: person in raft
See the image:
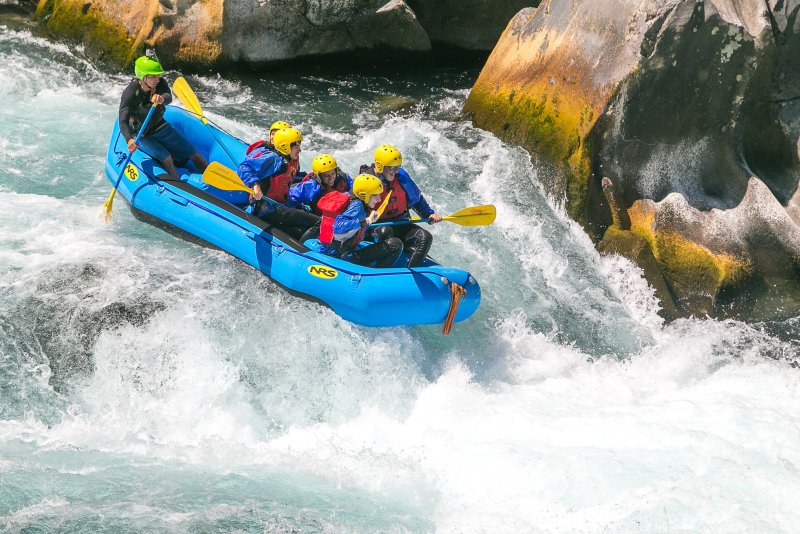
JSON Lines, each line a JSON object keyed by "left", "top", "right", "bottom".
{"left": 119, "top": 50, "right": 207, "bottom": 180}
{"left": 286, "top": 153, "right": 353, "bottom": 214}
{"left": 245, "top": 120, "right": 291, "bottom": 156}
{"left": 317, "top": 174, "right": 403, "bottom": 268}
{"left": 360, "top": 144, "right": 441, "bottom": 268}
{"left": 237, "top": 127, "right": 320, "bottom": 238}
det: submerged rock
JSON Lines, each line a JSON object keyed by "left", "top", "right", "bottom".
{"left": 374, "top": 94, "right": 419, "bottom": 115}
{"left": 465, "top": 0, "right": 800, "bottom": 321}
{"left": 16, "top": 262, "right": 167, "bottom": 394}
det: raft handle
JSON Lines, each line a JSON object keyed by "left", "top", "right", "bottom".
{"left": 442, "top": 282, "right": 467, "bottom": 335}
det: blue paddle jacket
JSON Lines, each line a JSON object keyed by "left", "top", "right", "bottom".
{"left": 287, "top": 170, "right": 353, "bottom": 213}
{"left": 364, "top": 165, "right": 434, "bottom": 219}
{"left": 237, "top": 149, "right": 285, "bottom": 189}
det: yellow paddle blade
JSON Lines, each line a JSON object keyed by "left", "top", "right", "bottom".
{"left": 202, "top": 162, "right": 253, "bottom": 194}
{"left": 375, "top": 190, "right": 393, "bottom": 217}
{"left": 101, "top": 188, "right": 117, "bottom": 222}
{"left": 173, "top": 76, "right": 208, "bottom": 125}
{"left": 442, "top": 204, "right": 496, "bottom": 226}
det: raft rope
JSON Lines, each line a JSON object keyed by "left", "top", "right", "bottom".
{"left": 442, "top": 281, "right": 467, "bottom": 335}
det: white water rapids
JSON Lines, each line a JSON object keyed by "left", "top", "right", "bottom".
{"left": 1, "top": 25, "right": 799, "bottom": 533}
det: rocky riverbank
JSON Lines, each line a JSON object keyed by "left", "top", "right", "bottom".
{"left": 30, "top": 0, "right": 534, "bottom": 70}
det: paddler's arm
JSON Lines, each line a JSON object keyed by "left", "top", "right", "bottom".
{"left": 118, "top": 80, "right": 138, "bottom": 147}
{"left": 156, "top": 77, "right": 173, "bottom": 106}
{"left": 333, "top": 201, "right": 367, "bottom": 235}
{"left": 238, "top": 152, "right": 283, "bottom": 201}
{"left": 398, "top": 169, "right": 441, "bottom": 224}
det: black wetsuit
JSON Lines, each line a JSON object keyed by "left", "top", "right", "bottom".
{"left": 118, "top": 78, "right": 172, "bottom": 141}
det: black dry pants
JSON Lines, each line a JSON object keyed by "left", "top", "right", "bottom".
{"left": 349, "top": 237, "right": 403, "bottom": 268}
{"left": 255, "top": 202, "right": 321, "bottom": 240}
{"left": 372, "top": 223, "right": 433, "bottom": 268}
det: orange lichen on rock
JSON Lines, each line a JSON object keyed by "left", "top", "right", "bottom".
{"left": 35, "top": 0, "right": 223, "bottom": 68}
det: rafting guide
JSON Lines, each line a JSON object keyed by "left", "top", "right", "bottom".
{"left": 118, "top": 50, "right": 208, "bottom": 180}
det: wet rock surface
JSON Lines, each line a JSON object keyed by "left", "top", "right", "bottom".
{"left": 33, "top": 0, "right": 529, "bottom": 69}
{"left": 407, "top": 0, "right": 537, "bottom": 50}
{"left": 466, "top": 0, "right": 800, "bottom": 321}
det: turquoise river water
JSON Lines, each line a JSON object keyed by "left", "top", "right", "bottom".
{"left": 2, "top": 23, "right": 800, "bottom": 533}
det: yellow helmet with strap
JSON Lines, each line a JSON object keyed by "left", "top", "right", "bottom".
{"left": 312, "top": 154, "right": 337, "bottom": 175}
{"left": 374, "top": 144, "right": 402, "bottom": 173}
{"left": 352, "top": 174, "right": 383, "bottom": 203}
{"left": 272, "top": 128, "right": 302, "bottom": 156}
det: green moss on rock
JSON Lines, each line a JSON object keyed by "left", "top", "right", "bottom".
{"left": 465, "top": 83, "right": 594, "bottom": 223}
{"left": 622, "top": 202, "right": 751, "bottom": 316}
{"left": 35, "top": 0, "right": 140, "bottom": 68}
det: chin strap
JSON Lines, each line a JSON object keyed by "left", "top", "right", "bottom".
{"left": 442, "top": 281, "right": 467, "bottom": 335}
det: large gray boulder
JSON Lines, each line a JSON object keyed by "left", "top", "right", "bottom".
{"left": 407, "top": 0, "right": 538, "bottom": 50}
{"left": 466, "top": 0, "right": 800, "bottom": 321}
{"left": 34, "top": 0, "right": 433, "bottom": 68}
{"left": 222, "top": 0, "right": 431, "bottom": 63}
{"left": 33, "top": 0, "right": 533, "bottom": 69}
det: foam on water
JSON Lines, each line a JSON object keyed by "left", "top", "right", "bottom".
{"left": 2, "top": 25, "right": 800, "bottom": 532}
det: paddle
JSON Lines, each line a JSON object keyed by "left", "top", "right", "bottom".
{"left": 173, "top": 76, "right": 238, "bottom": 167}
{"left": 202, "top": 161, "right": 253, "bottom": 194}
{"left": 102, "top": 104, "right": 157, "bottom": 221}
{"left": 375, "top": 190, "right": 392, "bottom": 218}
{"left": 370, "top": 204, "right": 496, "bottom": 227}
{"left": 201, "top": 161, "right": 283, "bottom": 208}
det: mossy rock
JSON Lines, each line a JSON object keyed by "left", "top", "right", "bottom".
{"left": 464, "top": 83, "right": 594, "bottom": 223}
{"left": 598, "top": 225, "right": 679, "bottom": 319}
{"left": 623, "top": 202, "right": 751, "bottom": 317}
{"left": 35, "top": 0, "right": 140, "bottom": 68}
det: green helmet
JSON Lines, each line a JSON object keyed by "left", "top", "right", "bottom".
{"left": 134, "top": 53, "right": 164, "bottom": 80}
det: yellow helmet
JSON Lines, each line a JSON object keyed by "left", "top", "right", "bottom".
{"left": 269, "top": 121, "right": 291, "bottom": 132}
{"left": 374, "top": 144, "right": 402, "bottom": 173}
{"left": 312, "top": 154, "right": 337, "bottom": 175}
{"left": 272, "top": 128, "right": 303, "bottom": 156}
{"left": 352, "top": 174, "right": 384, "bottom": 203}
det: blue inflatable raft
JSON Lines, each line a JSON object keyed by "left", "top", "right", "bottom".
{"left": 104, "top": 106, "right": 480, "bottom": 328}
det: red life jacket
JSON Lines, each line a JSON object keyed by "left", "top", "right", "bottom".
{"left": 264, "top": 158, "right": 298, "bottom": 203}
{"left": 245, "top": 141, "right": 297, "bottom": 203}
{"left": 317, "top": 192, "right": 365, "bottom": 247}
{"left": 378, "top": 179, "right": 408, "bottom": 221}
{"left": 245, "top": 140, "right": 266, "bottom": 155}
